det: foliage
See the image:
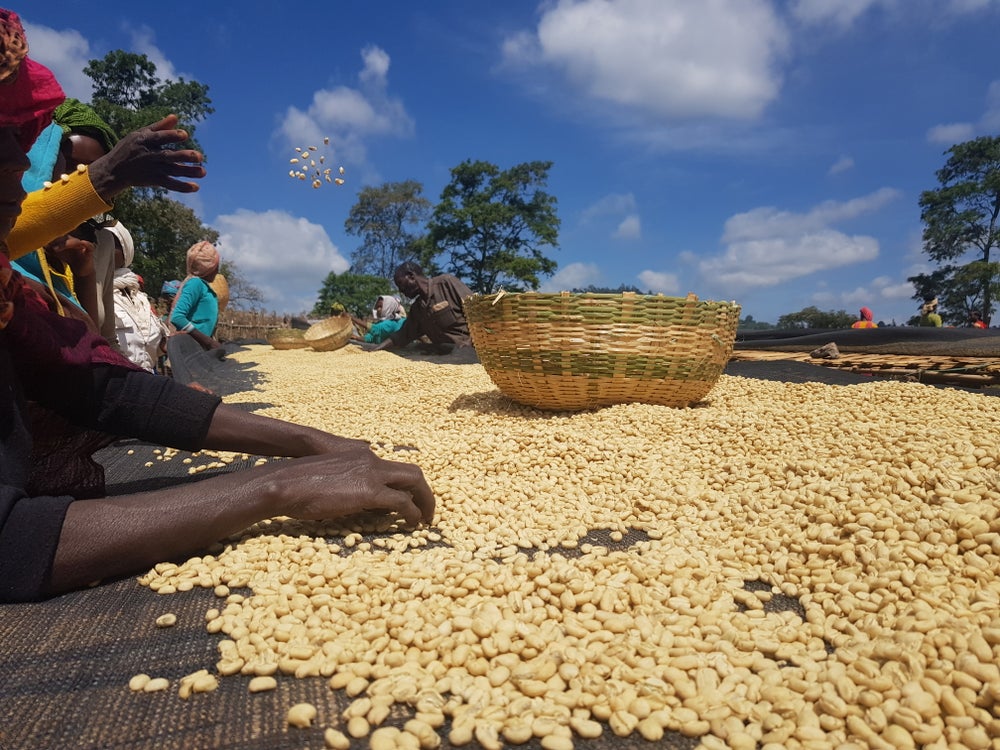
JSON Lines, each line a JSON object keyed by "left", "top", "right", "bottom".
{"left": 117, "top": 192, "right": 218, "bottom": 299}
{"left": 908, "top": 261, "right": 1000, "bottom": 326}
{"left": 344, "top": 181, "right": 432, "bottom": 278}
{"left": 737, "top": 315, "right": 775, "bottom": 330}
{"left": 218, "top": 261, "right": 265, "bottom": 311}
{"left": 570, "top": 284, "right": 649, "bottom": 294}
{"left": 81, "top": 51, "right": 265, "bottom": 304}
{"left": 84, "top": 51, "right": 213, "bottom": 153}
{"left": 311, "top": 272, "right": 395, "bottom": 318}
{"left": 424, "top": 160, "right": 559, "bottom": 293}
{"left": 914, "top": 135, "right": 1000, "bottom": 324}
{"left": 776, "top": 306, "right": 855, "bottom": 329}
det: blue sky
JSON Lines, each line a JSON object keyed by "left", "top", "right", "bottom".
{"left": 21, "top": 0, "right": 1000, "bottom": 324}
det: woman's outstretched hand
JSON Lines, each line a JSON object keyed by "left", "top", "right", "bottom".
{"left": 89, "top": 114, "right": 206, "bottom": 200}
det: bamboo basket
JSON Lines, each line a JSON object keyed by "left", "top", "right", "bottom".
{"left": 304, "top": 315, "right": 353, "bottom": 352}
{"left": 266, "top": 328, "right": 308, "bottom": 350}
{"left": 209, "top": 273, "right": 229, "bottom": 312}
{"left": 465, "top": 291, "right": 741, "bottom": 410}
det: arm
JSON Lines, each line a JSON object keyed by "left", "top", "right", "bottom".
{"left": 6, "top": 114, "right": 205, "bottom": 260}
{"left": 49, "top": 448, "right": 435, "bottom": 596}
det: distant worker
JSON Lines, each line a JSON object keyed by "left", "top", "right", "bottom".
{"left": 851, "top": 306, "right": 877, "bottom": 329}
{"left": 372, "top": 262, "right": 473, "bottom": 353}
{"left": 918, "top": 297, "right": 943, "bottom": 327}
{"left": 361, "top": 295, "right": 406, "bottom": 344}
{"left": 969, "top": 310, "right": 987, "bottom": 329}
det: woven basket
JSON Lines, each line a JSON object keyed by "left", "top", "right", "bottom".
{"left": 266, "top": 328, "right": 308, "bottom": 350}
{"left": 209, "top": 274, "right": 230, "bottom": 311}
{"left": 465, "top": 291, "right": 741, "bottom": 410}
{"left": 304, "top": 315, "right": 353, "bottom": 352}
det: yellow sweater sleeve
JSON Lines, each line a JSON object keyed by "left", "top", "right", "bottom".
{"left": 6, "top": 167, "right": 113, "bottom": 261}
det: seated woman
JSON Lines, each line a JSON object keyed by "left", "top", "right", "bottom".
{"left": 0, "top": 13, "right": 433, "bottom": 603}
{"left": 111, "top": 221, "right": 167, "bottom": 372}
{"left": 169, "top": 241, "right": 222, "bottom": 351}
{"left": 363, "top": 294, "right": 406, "bottom": 344}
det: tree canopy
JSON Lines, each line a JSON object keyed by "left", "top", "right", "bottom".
{"left": 912, "top": 135, "right": 1000, "bottom": 325}
{"left": 311, "top": 272, "right": 395, "bottom": 318}
{"left": 776, "top": 306, "right": 855, "bottom": 329}
{"left": 344, "top": 181, "right": 431, "bottom": 278}
{"left": 424, "top": 160, "right": 559, "bottom": 293}
{"left": 80, "top": 51, "right": 259, "bottom": 304}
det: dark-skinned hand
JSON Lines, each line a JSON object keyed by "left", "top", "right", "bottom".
{"left": 88, "top": 114, "right": 206, "bottom": 201}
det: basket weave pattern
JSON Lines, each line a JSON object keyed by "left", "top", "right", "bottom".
{"left": 266, "top": 328, "right": 308, "bottom": 350}
{"left": 465, "top": 292, "right": 741, "bottom": 410}
{"left": 304, "top": 315, "right": 353, "bottom": 352}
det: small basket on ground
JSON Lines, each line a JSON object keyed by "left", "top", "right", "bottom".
{"left": 304, "top": 315, "right": 354, "bottom": 352}
{"left": 266, "top": 328, "right": 308, "bottom": 350}
{"left": 464, "top": 291, "right": 741, "bottom": 410}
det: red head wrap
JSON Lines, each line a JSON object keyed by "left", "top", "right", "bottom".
{"left": 0, "top": 9, "right": 65, "bottom": 151}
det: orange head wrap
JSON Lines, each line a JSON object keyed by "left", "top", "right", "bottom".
{"left": 185, "top": 240, "right": 220, "bottom": 278}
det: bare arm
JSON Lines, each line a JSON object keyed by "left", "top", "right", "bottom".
{"left": 201, "top": 402, "right": 374, "bottom": 457}
{"left": 49, "top": 447, "right": 435, "bottom": 596}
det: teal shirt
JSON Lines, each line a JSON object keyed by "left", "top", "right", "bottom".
{"left": 170, "top": 277, "right": 218, "bottom": 336}
{"left": 364, "top": 318, "right": 405, "bottom": 343}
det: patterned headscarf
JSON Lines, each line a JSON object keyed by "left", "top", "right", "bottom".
{"left": 0, "top": 10, "right": 65, "bottom": 152}
{"left": 54, "top": 98, "right": 118, "bottom": 154}
{"left": 859, "top": 306, "right": 873, "bottom": 322}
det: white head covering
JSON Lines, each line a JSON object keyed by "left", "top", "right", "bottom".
{"left": 375, "top": 295, "right": 404, "bottom": 320}
{"left": 103, "top": 221, "right": 135, "bottom": 267}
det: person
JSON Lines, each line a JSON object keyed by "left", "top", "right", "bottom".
{"left": 111, "top": 221, "right": 167, "bottom": 372}
{"left": 918, "top": 297, "right": 943, "bottom": 327}
{"left": 361, "top": 295, "right": 406, "bottom": 344}
{"left": 372, "top": 262, "right": 473, "bottom": 353}
{"left": 13, "top": 98, "right": 119, "bottom": 341}
{"left": 969, "top": 310, "right": 987, "bottom": 329}
{"left": 0, "top": 12, "right": 433, "bottom": 602}
{"left": 169, "top": 241, "right": 222, "bottom": 351}
{"left": 851, "top": 306, "right": 877, "bottom": 329}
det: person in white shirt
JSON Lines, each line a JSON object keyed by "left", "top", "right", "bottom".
{"left": 109, "top": 222, "right": 167, "bottom": 372}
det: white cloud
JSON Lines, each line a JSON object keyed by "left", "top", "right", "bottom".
{"left": 215, "top": 209, "right": 349, "bottom": 314}
{"left": 277, "top": 46, "right": 413, "bottom": 172}
{"left": 791, "top": 0, "right": 998, "bottom": 28}
{"left": 699, "top": 188, "right": 899, "bottom": 292}
{"left": 637, "top": 270, "right": 680, "bottom": 294}
{"left": 581, "top": 193, "right": 637, "bottom": 221}
{"left": 129, "top": 26, "right": 184, "bottom": 82}
{"left": 581, "top": 193, "right": 642, "bottom": 239}
{"left": 502, "top": 0, "right": 788, "bottom": 121}
{"left": 22, "top": 21, "right": 92, "bottom": 100}
{"left": 539, "top": 262, "right": 603, "bottom": 291}
{"left": 927, "top": 122, "right": 976, "bottom": 145}
{"left": 828, "top": 155, "right": 855, "bottom": 175}
{"left": 790, "top": 0, "right": 881, "bottom": 27}
{"left": 613, "top": 214, "right": 642, "bottom": 240}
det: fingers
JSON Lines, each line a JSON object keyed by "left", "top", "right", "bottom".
{"left": 384, "top": 464, "right": 436, "bottom": 525}
{"left": 369, "top": 487, "right": 425, "bottom": 529}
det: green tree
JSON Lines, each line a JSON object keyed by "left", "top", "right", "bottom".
{"left": 776, "top": 306, "right": 855, "bottom": 329}
{"left": 84, "top": 51, "right": 213, "bottom": 153}
{"left": 80, "top": 51, "right": 255, "bottom": 303}
{"left": 425, "top": 160, "right": 559, "bottom": 293}
{"left": 737, "top": 314, "right": 775, "bottom": 331}
{"left": 570, "top": 284, "right": 649, "bottom": 294}
{"left": 914, "top": 135, "right": 1000, "bottom": 325}
{"left": 121, "top": 192, "right": 219, "bottom": 298}
{"left": 311, "top": 272, "right": 394, "bottom": 318}
{"left": 344, "top": 181, "right": 431, "bottom": 278}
